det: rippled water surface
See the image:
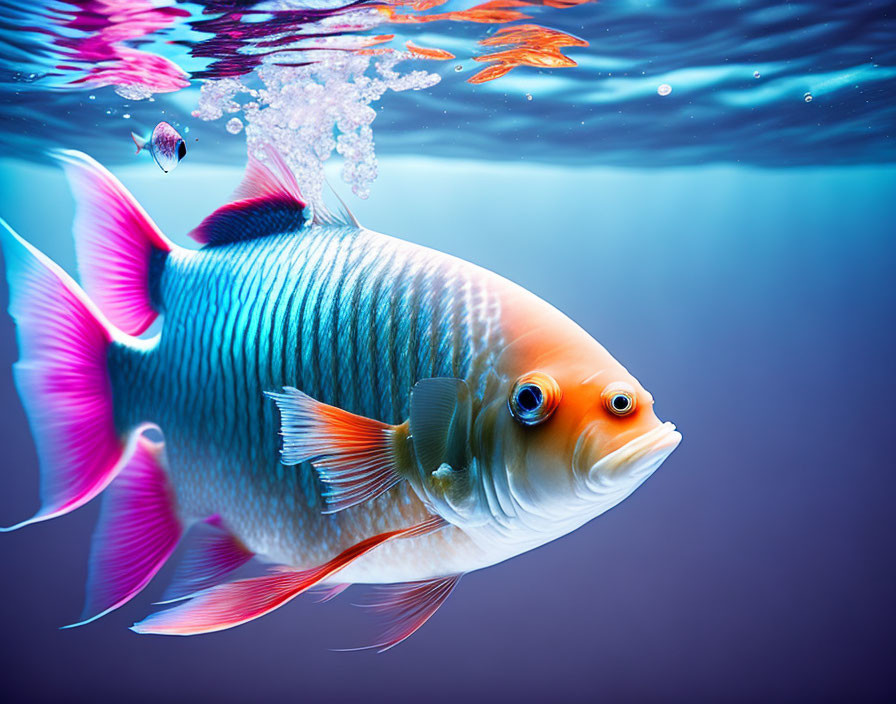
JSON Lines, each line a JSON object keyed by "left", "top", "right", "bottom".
{"left": 2, "top": 0, "right": 894, "bottom": 185}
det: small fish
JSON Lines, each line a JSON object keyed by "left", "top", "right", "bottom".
{"left": 131, "top": 121, "right": 186, "bottom": 172}
{"left": 0, "top": 147, "right": 681, "bottom": 649}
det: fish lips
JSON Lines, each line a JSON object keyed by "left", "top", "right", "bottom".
{"left": 576, "top": 421, "right": 682, "bottom": 493}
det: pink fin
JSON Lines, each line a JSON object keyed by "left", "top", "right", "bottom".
{"left": 266, "top": 387, "right": 404, "bottom": 514}
{"left": 161, "top": 516, "right": 254, "bottom": 603}
{"left": 232, "top": 144, "right": 303, "bottom": 203}
{"left": 188, "top": 144, "right": 306, "bottom": 247}
{"left": 0, "top": 219, "right": 125, "bottom": 531}
{"left": 66, "top": 437, "right": 182, "bottom": 627}
{"left": 131, "top": 516, "right": 446, "bottom": 635}
{"left": 354, "top": 575, "right": 462, "bottom": 652}
{"left": 54, "top": 149, "right": 172, "bottom": 336}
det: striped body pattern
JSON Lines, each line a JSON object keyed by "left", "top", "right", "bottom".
{"left": 113, "top": 227, "right": 504, "bottom": 580}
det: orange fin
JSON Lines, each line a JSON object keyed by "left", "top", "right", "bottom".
{"left": 266, "top": 387, "right": 406, "bottom": 513}
{"left": 131, "top": 516, "right": 446, "bottom": 635}
{"left": 405, "top": 40, "right": 455, "bottom": 60}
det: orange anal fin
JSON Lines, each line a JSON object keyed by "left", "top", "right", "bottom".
{"left": 131, "top": 516, "right": 446, "bottom": 636}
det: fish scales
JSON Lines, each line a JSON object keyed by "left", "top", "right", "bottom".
{"left": 109, "top": 227, "right": 498, "bottom": 576}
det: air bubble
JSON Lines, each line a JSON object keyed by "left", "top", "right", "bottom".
{"left": 114, "top": 84, "right": 153, "bottom": 101}
{"left": 122, "top": 113, "right": 131, "bottom": 119}
{"left": 226, "top": 117, "right": 244, "bottom": 134}
{"left": 657, "top": 83, "right": 672, "bottom": 97}
{"left": 804, "top": 92, "right": 813, "bottom": 103}
{"left": 525, "top": 93, "right": 533, "bottom": 101}
{"left": 454, "top": 65, "right": 463, "bottom": 72}
{"left": 753, "top": 71, "right": 761, "bottom": 79}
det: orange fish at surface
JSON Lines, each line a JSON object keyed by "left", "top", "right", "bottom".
{"left": 378, "top": 0, "right": 594, "bottom": 84}
{"left": 385, "top": 0, "right": 533, "bottom": 25}
{"left": 541, "top": 0, "right": 594, "bottom": 7}
{"left": 469, "top": 23, "right": 588, "bottom": 83}
{"left": 405, "top": 40, "right": 456, "bottom": 60}
{"left": 388, "top": 0, "right": 450, "bottom": 9}
{"left": 466, "top": 63, "right": 515, "bottom": 83}
{"left": 477, "top": 23, "right": 589, "bottom": 48}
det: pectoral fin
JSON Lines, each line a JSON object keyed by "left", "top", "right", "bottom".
{"left": 266, "top": 387, "right": 410, "bottom": 513}
{"left": 409, "top": 377, "right": 472, "bottom": 475}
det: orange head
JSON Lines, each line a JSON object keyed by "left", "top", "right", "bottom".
{"left": 406, "top": 281, "right": 681, "bottom": 560}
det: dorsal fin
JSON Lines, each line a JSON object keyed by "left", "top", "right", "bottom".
{"left": 189, "top": 145, "right": 308, "bottom": 247}
{"left": 312, "top": 178, "right": 361, "bottom": 228}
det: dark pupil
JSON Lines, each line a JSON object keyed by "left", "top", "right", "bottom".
{"left": 517, "top": 385, "right": 543, "bottom": 413}
{"left": 612, "top": 394, "right": 630, "bottom": 412}
{"left": 177, "top": 142, "right": 186, "bottom": 159}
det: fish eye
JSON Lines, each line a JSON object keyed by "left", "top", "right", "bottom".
{"left": 509, "top": 372, "right": 561, "bottom": 426}
{"left": 177, "top": 142, "right": 187, "bottom": 160}
{"left": 601, "top": 383, "right": 637, "bottom": 417}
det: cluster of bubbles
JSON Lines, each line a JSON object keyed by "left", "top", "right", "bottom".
{"left": 193, "top": 51, "right": 439, "bottom": 203}
{"left": 114, "top": 84, "right": 155, "bottom": 101}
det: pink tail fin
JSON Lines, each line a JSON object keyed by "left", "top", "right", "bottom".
{"left": 54, "top": 149, "right": 173, "bottom": 336}
{"left": 0, "top": 218, "right": 127, "bottom": 531}
{"left": 131, "top": 516, "right": 446, "bottom": 636}
{"left": 66, "top": 437, "right": 182, "bottom": 627}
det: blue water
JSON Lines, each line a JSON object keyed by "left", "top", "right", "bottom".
{"left": 1, "top": 1, "right": 895, "bottom": 701}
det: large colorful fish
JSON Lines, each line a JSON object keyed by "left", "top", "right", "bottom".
{"left": 0, "top": 147, "right": 681, "bottom": 649}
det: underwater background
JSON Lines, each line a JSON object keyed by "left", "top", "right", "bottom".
{"left": 1, "top": 1, "right": 894, "bottom": 701}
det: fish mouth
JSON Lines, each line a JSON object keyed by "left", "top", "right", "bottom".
{"left": 578, "top": 422, "right": 682, "bottom": 491}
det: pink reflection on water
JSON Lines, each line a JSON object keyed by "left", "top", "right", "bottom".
{"left": 35, "top": 0, "right": 190, "bottom": 93}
